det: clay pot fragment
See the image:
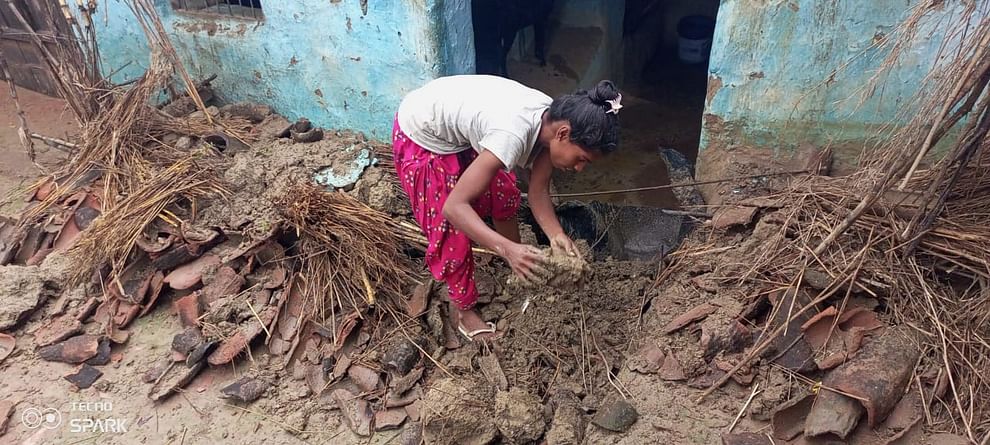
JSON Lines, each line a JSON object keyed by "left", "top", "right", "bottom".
{"left": 164, "top": 254, "right": 220, "bottom": 290}
{"left": 405, "top": 282, "right": 431, "bottom": 317}
{"left": 173, "top": 293, "right": 203, "bottom": 327}
{"left": 181, "top": 226, "right": 223, "bottom": 255}
{"left": 821, "top": 327, "right": 921, "bottom": 428}
{"left": 38, "top": 334, "right": 100, "bottom": 364}
{"left": 139, "top": 271, "right": 167, "bottom": 317}
{"left": 207, "top": 307, "right": 276, "bottom": 366}
{"left": 200, "top": 265, "right": 245, "bottom": 306}
{"left": 64, "top": 364, "right": 103, "bottom": 389}
{"left": 626, "top": 342, "right": 664, "bottom": 374}
{"left": 333, "top": 388, "right": 373, "bottom": 436}
{"left": 663, "top": 303, "right": 717, "bottom": 334}
{"left": 763, "top": 289, "right": 816, "bottom": 373}
{"left": 33, "top": 314, "right": 83, "bottom": 347}
{"left": 73, "top": 206, "right": 100, "bottom": 231}
{"left": 770, "top": 393, "right": 814, "bottom": 440}
{"left": 172, "top": 327, "right": 205, "bottom": 356}
{"left": 658, "top": 353, "right": 686, "bottom": 381}
{"left": 186, "top": 340, "right": 217, "bottom": 367}
{"left": 85, "top": 340, "right": 111, "bottom": 366}
{"left": 268, "top": 275, "right": 303, "bottom": 355}
{"left": 382, "top": 338, "right": 421, "bottom": 376}
{"left": 712, "top": 206, "right": 758, "bottom": 229}
{"left": 203, "top": 132, "right": 248, "bottom": 153}
{"left": 288, "top": 118, "right": 325, "bottom": 143}
{"left": 801, "top": 305, "right": 883, "bottom": 370}
{"left": 390, "top": 366, "right": 425, "bottom": 396}
{"left": 149, "top": 361, "right": 205, "bottom": 402}
{"left": 136, "top": 231, "right": 174, "bottom": 254}
{"left": 805, "top": 389, "right": 863, "bottom": 438}
{"left": 348, "top": 365, "right": 381, "bottom": 393}
{"left": 375, "top": 408, "right": 408, "bottom": 431}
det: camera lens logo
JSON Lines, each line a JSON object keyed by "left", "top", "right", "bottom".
{"left": 21, "top": 407, "right": 62, "bottom": 430}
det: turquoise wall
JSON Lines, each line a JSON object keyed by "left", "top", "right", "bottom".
{"left": 87, "top": 0, "right": 958, "bottom": 156}
{"left": 701, "top": 0, "right": 953, "bottom": 160}
{"left": 90, "top": 0, "right": 474, "bottom": 139}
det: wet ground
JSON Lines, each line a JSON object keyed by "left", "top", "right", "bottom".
{"left": 0, "top": 88, "right": 76, "bottom": 218}
{"left": 510, "top": 47, "right": 709, "bottom": 209}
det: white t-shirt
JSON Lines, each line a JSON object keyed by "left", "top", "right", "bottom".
{"left": 397, "top": 75, "right": 552, "bottom": 170}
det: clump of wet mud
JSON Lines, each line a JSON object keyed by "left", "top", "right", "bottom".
{"left": 422, "top": 376, "right": 499, "bottom": 445}
{"left": 506, "top": 246, "right": 592, "bottom": 292}
{"left": 348, "top": 165, "right": 410, "bottom": 216}
{"left": 0, "top": 252, "right": 76, "bottom": 331}
{"left": 494, "top": 387, "right": 547, "bottom": 444}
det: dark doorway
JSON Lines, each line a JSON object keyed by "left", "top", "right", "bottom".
{"left": 472, "top": 0, "right": 719, "bottom": 210}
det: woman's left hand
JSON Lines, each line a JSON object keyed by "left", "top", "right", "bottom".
{"left": 550, "top": 233, "right": 581, "bottom": 257}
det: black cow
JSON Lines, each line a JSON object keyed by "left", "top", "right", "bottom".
{"left": 472, "top": 0, "right": 555, "bottom": 77}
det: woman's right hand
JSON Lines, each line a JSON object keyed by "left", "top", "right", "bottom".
{"left": 501, "top": 242, "right": 547, "bottom": 282}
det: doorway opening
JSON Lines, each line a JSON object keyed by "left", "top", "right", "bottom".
{"left": 471, "top": 0, "right": 719, "bottom": 210}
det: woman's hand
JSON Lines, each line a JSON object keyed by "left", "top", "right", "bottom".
{"left": 529, "top": 153, "right": 581, "bottom": 259}
{"left": 550, "top": 233, "right": 580, "bottom": 257}
{"left": 501, "top": 242, "right": 547, "bottom": 282}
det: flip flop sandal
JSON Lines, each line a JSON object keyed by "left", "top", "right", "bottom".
{"left": 457, "top": 321, "right": 497, "bottom": 342}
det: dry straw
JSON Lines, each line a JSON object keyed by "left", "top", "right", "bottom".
{"left": 6, "top": 1, "right": 244, "bottom": 286}
{"left": 278, "top": 182, "right": 414, "bottom": 323}
{"left": 691, "top": 4, "right": 990, "bottom": 440}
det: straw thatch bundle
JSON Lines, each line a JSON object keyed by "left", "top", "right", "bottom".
{"left": 278, "top": 183, "right": 414, "bottom": 322}
{"left": 699, "top": 3, "right": 990, "bottom": 440}
{"left": 7, "top": 1, "right": 250, "bottom": 286}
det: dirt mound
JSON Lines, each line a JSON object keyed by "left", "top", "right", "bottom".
{"left": 0, "top": 252, "right": 74, "bottom": 331}
{"left": 417, "top": 248, "right": 659, "bottom": 444}
{"left": 0, "top": 264, "right": 54, "bottom": 330}
{"left": 490, "top": 256, "right": 654, "bottom": 409}
{"left": 198, "top": 133, "right": 399, "bottom": 239}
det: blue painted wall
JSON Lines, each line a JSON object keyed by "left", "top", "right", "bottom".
{"left": 88, "top": 0, "right": 474, "bottom": 140}
{"left": 86, "top": 0, "right": 957, "bottom": 162}
{"left": 700, "top": 0, "right": 954, "bottom": 163}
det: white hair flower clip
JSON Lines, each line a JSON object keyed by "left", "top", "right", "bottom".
{"left": 605, "top": 93, "right": 623, "bottom": 115}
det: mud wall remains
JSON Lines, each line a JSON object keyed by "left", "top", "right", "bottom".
{"left": 84, "top": 0, "right": 474, "bottom": 140}
{"left": 699, "top": 0, "right": 959, "bottom": 184}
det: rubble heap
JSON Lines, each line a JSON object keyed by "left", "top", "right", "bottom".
{"left": 1, "top": 1, "right": 988, "bottom": 444}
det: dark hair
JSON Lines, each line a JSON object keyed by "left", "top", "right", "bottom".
{"left": 547, "top": 80, "right": 620, "bottom": 154}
